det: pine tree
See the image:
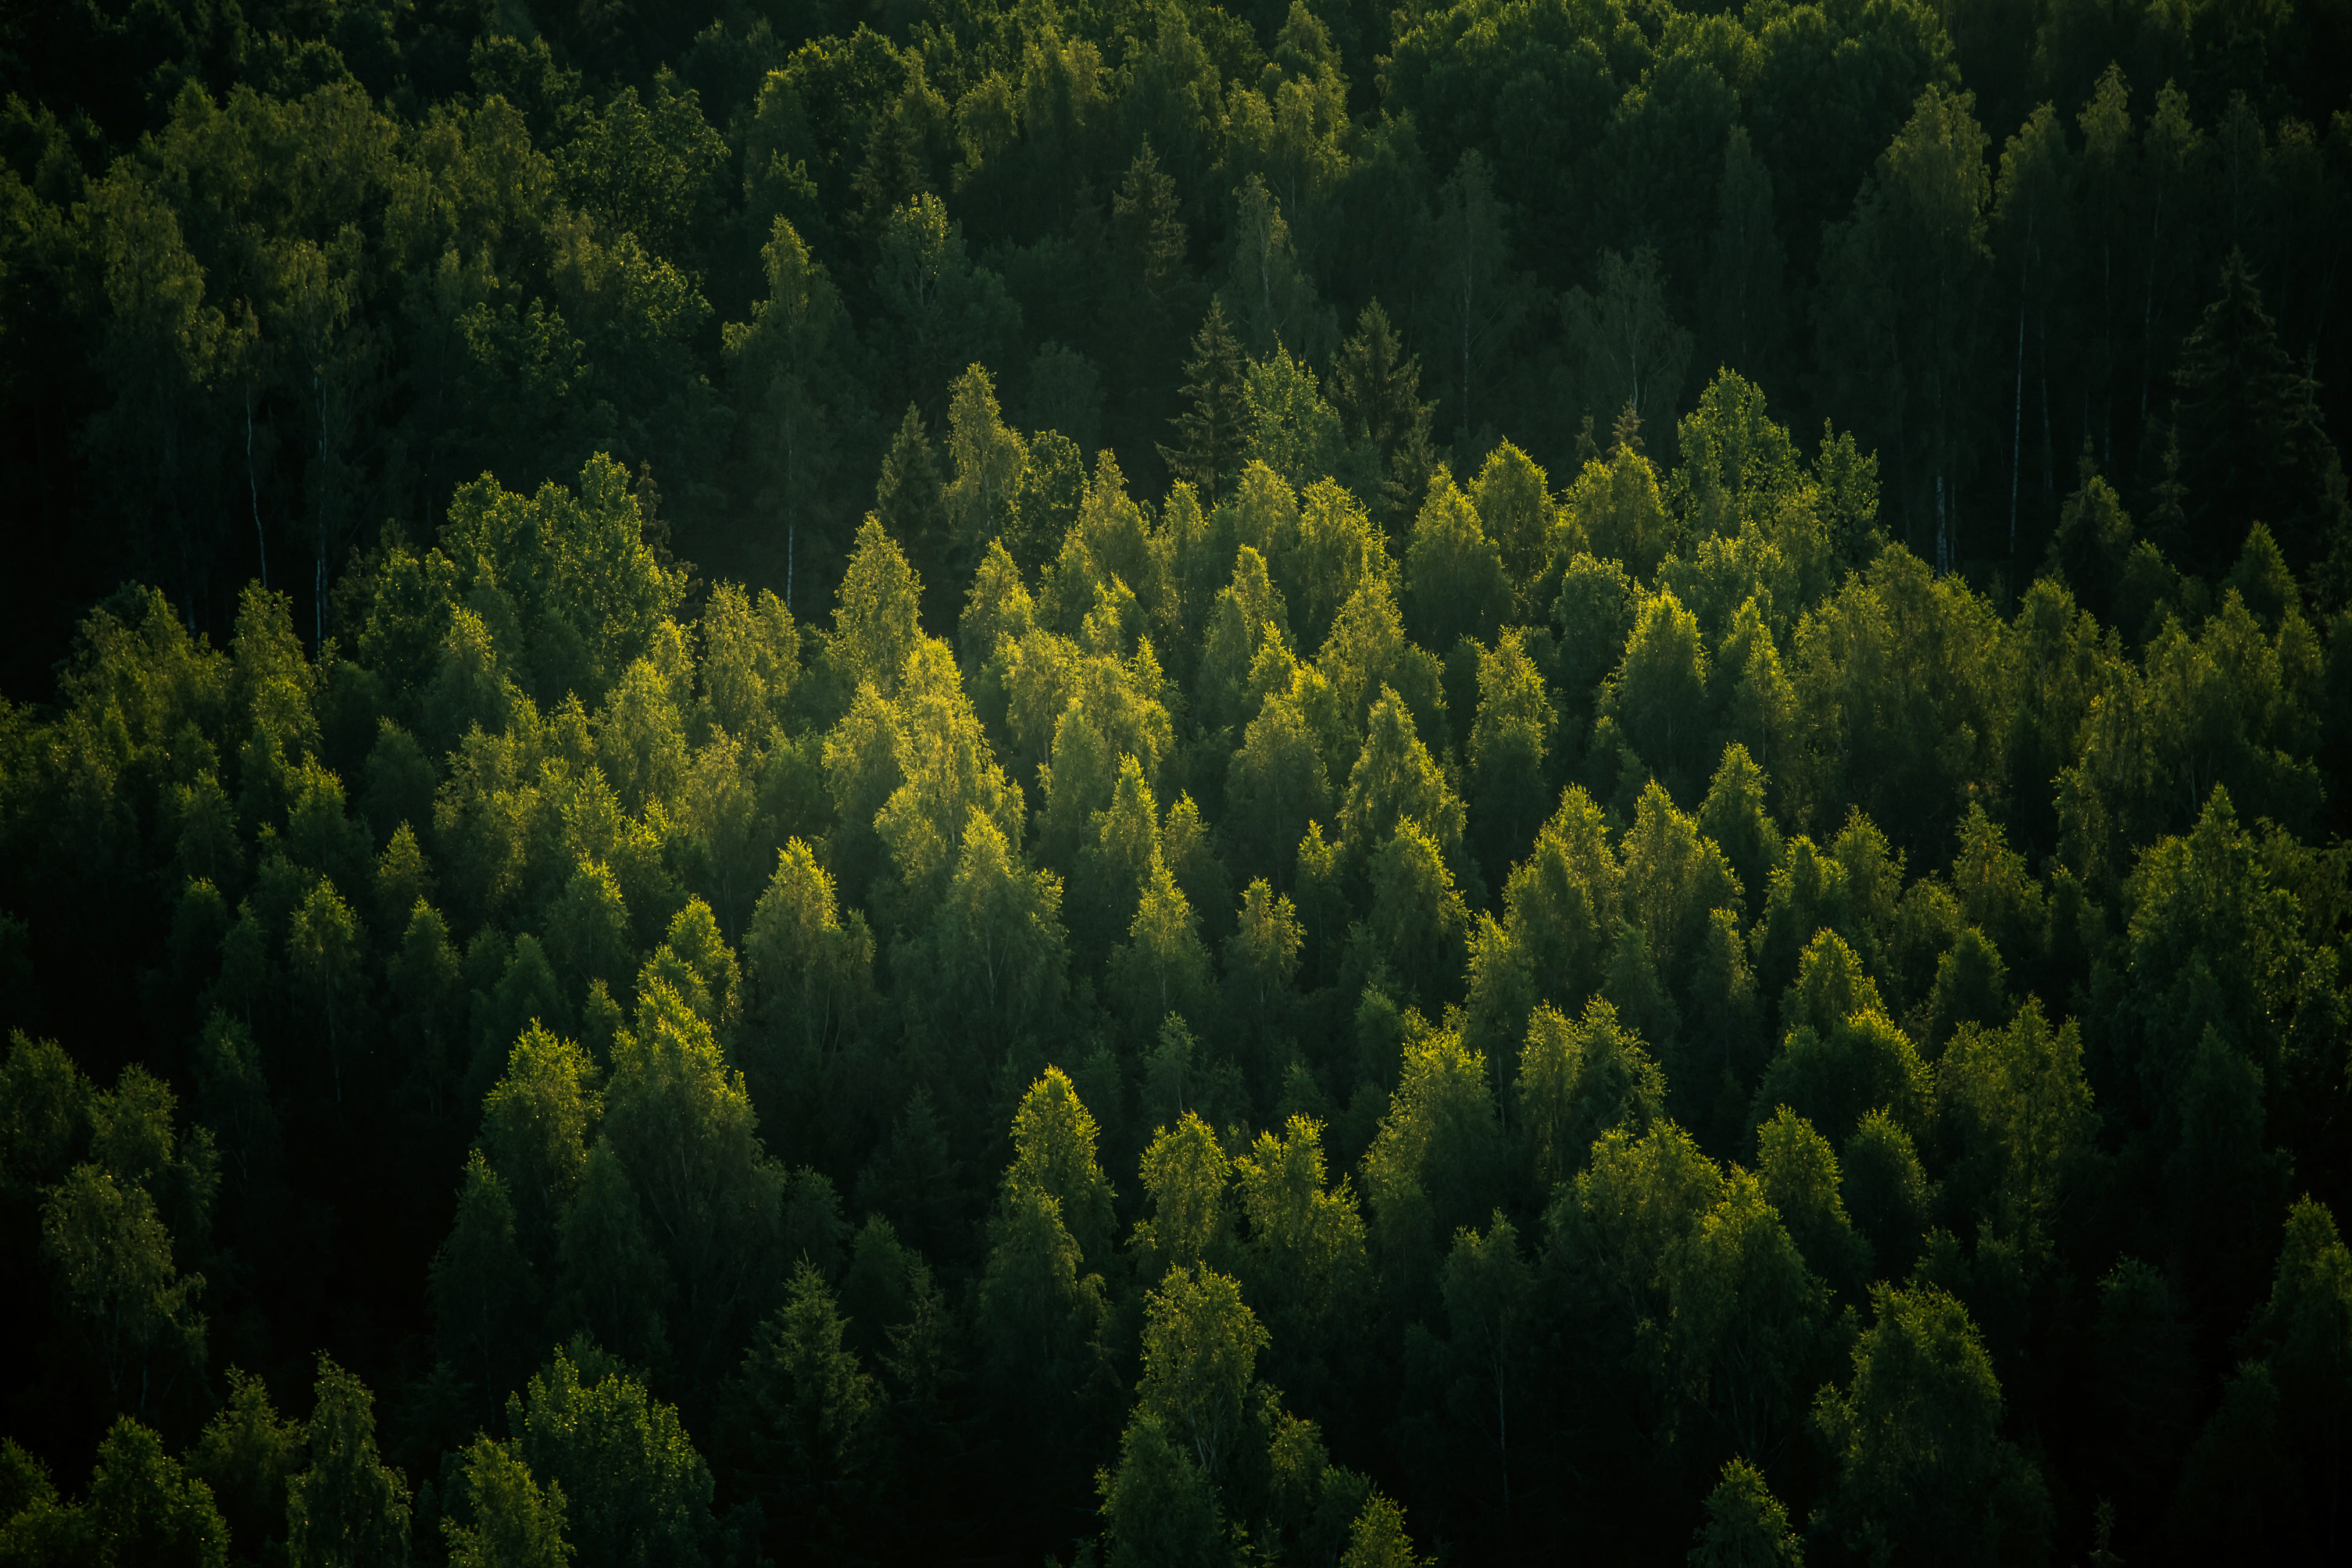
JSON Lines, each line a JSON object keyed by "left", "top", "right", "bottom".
{"left": 1162, "top": 299, "right": 1247, "bottom": 505}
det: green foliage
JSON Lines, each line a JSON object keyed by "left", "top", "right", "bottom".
{"left": 1689, "top": 1458, "right": 1801, "bottom": 1567}
{"left": 1134, "top": 1113, "right": 1230, "bottom": 1282}
{"left": 1403, "top": 479, "right": 1510, "bottom": 654}
{"left": 1812, "top": 1285, "right": 2050, "bottom": 1566}
{"left": 1098, "top": 1413, "right": 1223, "bottom": 1568}
{"left": 441, "top": 457, "right": 685, "bottom": 708}
{"left": 286, "top": 1357, "right": 411, "bottom": 1568}
{"left": 442, "top": 1433, "right": 570, "bottom": 1568}
{"left": 506, "top": 1349, "right": 712, "bottom": 1568}
{"left": 2, "top": 9, "right": 2348, "bottom": 1561}
{"left": 189, "top": 1369, "right": 303, "bottom": 1563}
{"left": 1364, "top": 1028, "right": 1499, "bottom": 1313}
{"left": 88, "top": 1416, "right": 228, "bottom": 1568}
{"left": 1516, "top": 998, "right": 1667, "bottom": 1191}
{"left": 1138, "top": 1264, "right": 1268, "bottom": 1481}
{"left": 739, "top": 1262, "right": 881, "bottom": 1533}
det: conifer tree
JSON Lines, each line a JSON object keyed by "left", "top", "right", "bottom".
{"left": 2171, "top": 249, "right": 2341, "bottom": 577}
{"left": 1163, "top": 299, "right": 1247, "bottom": 505}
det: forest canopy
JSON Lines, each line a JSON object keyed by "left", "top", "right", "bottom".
{"left": 2, "top": 1, "right": 2350, "bottom": 1565}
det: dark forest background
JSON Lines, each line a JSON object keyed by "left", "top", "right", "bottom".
{"left": 2, "top": 0, "right": 2351, "bottom": 1565}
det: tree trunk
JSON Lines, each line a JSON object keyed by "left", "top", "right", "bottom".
{"left": 2010, "top": 298, "right": 2025, "bottom": 570}
{"left": 247, "top": 386, "right": 267, "bottom": 589}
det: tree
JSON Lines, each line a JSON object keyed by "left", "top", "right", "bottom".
{"left": 88, "top": 1416, "right": 229, "bottom": 1568}
{"left": 1222, "top": 174, "right": 1335, "bottom": 364}
{"left": 79, "top": 168, "right": 227, "bottom": 629}
{"left": 442, "top": 1434, "right": 570, "bottom": 1568}
{"left": 1514, "top": 999, "right": 1667, "bottom": 1193}
{"left": 724, "top": 219, "right": 850, "bottom": 614}
{"left": 1811, "top": 1285, "right": 2050, "bottom": 1566}
{"left": 599, "top": 980, "right": 785, "bottom": 1384}
{"left": 545, "top": 859, "right": 631, "bottom": 1000}
{"left": 743, "top": 838, "right": 875, "bottom": 1124}
{"left": 1331, "top": 301, "right": 1438, "bottom": 523}
{"left": 1364, "top": 1029, "right": 1500, "bottom": 1315}
{"left": 979, "top": 1182, "right": 1106, "bottom": 1415}
{"left": 41, "top": 1163, "right": 206, "bottom": 1421}
{"left": 1602, "top": 591, "right": 1712, "bottom": 793}
{"left": 1562, "top": 429, "right": 1674, "bottom": 582}
{"left": 1660, "top": 1169, "right": 1834, "bottom": 1478}
{"left": 1562, "top": 247, "right": 1695, "bottom": 428}
{"left": 1006, "top": 1066, "right": 1118, "bottom": 1263}
{"left": 1138, "top": 1265, "right": 1269, "bottom": 1482}
{"left": 1340, "top": 1492, "right": 1428, "bottom": 1568}
{"left": 1469, "top": 629, "right": 1552, "bottom": 888}
{"left": 439, "top": 456, "right": 685, "bottom": 708}
{"left": 1815, "top": 87, "right": 1992, "bottom": 569}
{"left": 1470, "top": 442, "right": 1553, "bottom": 598}
{"left": 1422, "top": 151, "right": 1537, "bottom": 443}
{"left": 556, "top": 1138, "right": 672, "bottom": 1370}
{"left": 1134, "top": 1113, "right": 1230, "bottom": 1280}
{"left": 2170, "top": 248, "right": 2343, "bottom": 577}
{"left": 1991, "top": 102, "right": 2072, "bottom": 571}
{"left": 827, "top": 518, "right": 926, "bottom": 702}
{"left": 1242, "top": 346, "right": 1349, "bottom": 495}
{"left": 1098, "top": 1413, "right": 1224, "bottom": 1568}
{"left": 1698, "top": 745, "right": 1783, "bottom": 917}
{"left": 1108, "top": 855, "right": 1214, "bottom": 1036}
{"left": 482, "top": 1027, "right": 596, "bottom": 1229}
{"left": 874, "top": 405, "right": 949, "bottom": 605}
{"left": 1755, "top": 1106, "right": 1868, "bottom": 1298}
{"left": 1403, "top": 478, "right": 1510, "bottom": 654}
{"left": 1843, "top": 1111, "right": 1933, "bottom": 1281}
{"left": 1935, "top": 1001, "right": 2093, "bottom": 1258}
{"left": 2216, "top": 1197, "right": 2352, "bottom": 1556}
{"left": 189, "top": 1368, "right": 304, "bottom": 1565}
{"left": 1702, "top": 129, "right": 1787, "bottom": 388}
{"left": 429, "top": 1150, "right": 534, "bottom": 1403}
{"left": 1617, "top": 780, "right": 1743, "bottom": 988}
{"left": 1163, "top": 298, "right": 1247, "bottom": 505}
{"left": 1367, "top": 818, "right": 1471, "bottom": 1004}
{"left": 1234, "top": 1114, "right": 1367, "bottom": 1378}
{"left": 1492, "top": 785, "right": 1625, "bottom": 1026}
{"left": 928, "top": 816, "right": 1071, "bottom": 1061}
{"left": 2, "top": 1032, "right": 88, "bottom": 1202}
{"left": 1754, "top": 941, "right": 1930, "bottom": 1142}
{"left": 871, "top": 193, "right": 1017, "bottom": 418}
{"left": 506, "top": 1350, "right": 713, "bottom": 1568}
{"left": 1439, "top": 1213, "right": 1534, "bottom": 1515}
{"left": 1688, "top": 1458, "right": 1802, "bottom": 1567}
{"left": 740, "top": 1261, "right": 881, "bottom": 1538}
{"left": 286, "top": 1356, "right": 411, "bottom": 1568}
{"left": 943, "top": 363, "right": 1028, "bottom": 576}
{"left": 1339, "top": 688, "right": 1467, "bottom": 880}
{"left": 286, "top": 877, "right": 361, "bottom": 1102}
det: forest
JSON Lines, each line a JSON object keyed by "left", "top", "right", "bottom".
{"left": 2, "top": 0, "right": 2350, "bottom": 1563}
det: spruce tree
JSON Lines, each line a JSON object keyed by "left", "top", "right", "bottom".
{"left": 874, "top": 404, "right": 950, "bottom": 623}
{"left": 1163, "top": 299, "right": 1246, "bottom": 505}
{"left": 2171, "top": 249, "right": 2339, "bottom": 577}
{"left": 1331, "top": 302, "right": 1439, "bottom": 526}
{"left": 1112, "top": 139, "right": 1187, "bottom": 305}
